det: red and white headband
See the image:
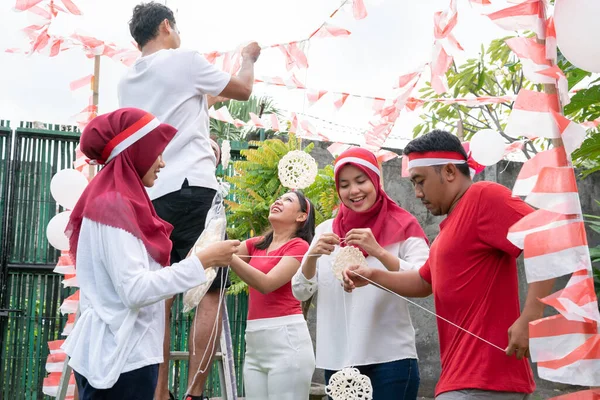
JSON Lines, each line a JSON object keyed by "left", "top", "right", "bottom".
{"left": 407, "top": 151, "right": 467, "bottom": 169}
{"left": 89, "top": 113, "right": 160, "bottom": 165}
{"left": 334, "top": 156, "right": 381, "bottom": 176}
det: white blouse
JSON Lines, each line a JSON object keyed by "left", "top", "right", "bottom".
{"left": 62, "top": 218, "right": 208, "bottom": 389}
{"left": 292, "top": 219, "right": 429, "bottom": 371}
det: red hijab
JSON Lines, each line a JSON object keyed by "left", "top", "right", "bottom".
{"left": 332, "top": 147, "right": 428, "bottom": 255}
{"left": 66, "top": 108, "right": 177, "bottom": 267}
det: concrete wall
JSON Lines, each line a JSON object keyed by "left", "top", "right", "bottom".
{"left": 304, "top": 140, "right": 600, "bottom": 397}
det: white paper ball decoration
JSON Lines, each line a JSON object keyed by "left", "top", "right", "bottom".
{"left": 46, "top": 211, "right": 72, "bottom": 251}
{"left": 470, "top": 129, "right": 506, "bottom": 166}
{"left": 326, "top": 367, "right": 373, "bottom": 400}
{"left": 554, "top": 0, "right": 600, "bottom": 73}
{"left": 277, "top": 150, "right": 318, "bottom": 190}
{"left": 50, "top": 169, "right": 88, "bottom": 210}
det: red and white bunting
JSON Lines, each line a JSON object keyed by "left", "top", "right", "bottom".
{"left": 551, "top": 111, "right": 587, "bottom": 158}
{"left": 248, "top": 112, "right": 265, "bottom": 128}
{"left": 505, "top": 37, "right": 553, "bottom": 84}
{"left": 332, "top": 92, "right": 350, "bottom": 110}
{"left": 352, "top": 0, "right": 367, "bottom": 20}
{"left": 327, "top": 142, "right": 354, "bottom": 157}
{"left": 485, "top": 0, "right": 545, "bottom": 38}
{"left": 310, "top": 23, "right": 351, "bottom": 39}
{"left": 60, "top": 290, "right": 79, "bottom": 315}
{"left": 69, "top": 74, "right": 93, "bottom": 91}
{"left": 538, "top": 333, "right": 600, "bottom": 386}
{"left": 430, "top": 43, "right": 453, "bottom": 95}
{"left": 62, "top": 273, "right": 78, "bottom": 288}
{"left": 43, "top": 372, "right": 75, "bottom": 398}
{"left": 209, "top": 105, "right": 235, "bottom": 125}
{"left": 62, "top": 313, "right": 76, "bottom": 336}
{"left": 523, "top": 221, "right": 591, "bottom": 282}
{"left": 538, "top": 65, "right": 570, "bottom": 107}
{"left": 505, "top": 90, "right": 560, "bottom": 139}
{"left": 59, "top": 0, "right": 82, "bottom": 15}
{"left": 306, "top": 89, "right": 328, "bottom": 107}
{"left": 546, "top": 16, "right": 557, "bottom": 62}
{"left": 525, "top": 167, "right": 582, "bottom": 215}
{"left": 53, "top": 250, "right": 76, "bottom": 274}
{"left": 14, "top": 0, "right": 44, "bottom": 11}
{"left": 512, "top": 147, "right": 569, "bottom": 196}
{"left": 45, "top": 351, "right": 68, "bottom": 373}
{"left": 508, "top": 208, "right": 580, "bottom": 249}
{"left": 48, "top": 339, "right": 65, "bottom": 355}
{"left": 541, "top": 271, "right": 600, "bottom": 324}
{"left": 266, "top": 114, "right": 281, "bottom": 132}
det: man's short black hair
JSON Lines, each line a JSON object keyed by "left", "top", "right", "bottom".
{"left": 129, "top": 2, "right": 176, "bottom": 48}
{"left": 403, "top": 129, "right": 471, "bottom": 177}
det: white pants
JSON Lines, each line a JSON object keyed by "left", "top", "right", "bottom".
{"left": 244, "top": 314, "right": 316, "bottom": 400}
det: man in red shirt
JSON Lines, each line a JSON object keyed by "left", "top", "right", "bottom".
{"left": 343, "top": 130, "right": 555, "bottom": 399}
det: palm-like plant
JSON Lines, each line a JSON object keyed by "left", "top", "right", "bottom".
{"left": 210, "top": 96, "right": 281, "bottom": 141}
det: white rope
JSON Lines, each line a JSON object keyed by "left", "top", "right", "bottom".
{"left": 347, "top": 270, "right": 506, "bottom": 353}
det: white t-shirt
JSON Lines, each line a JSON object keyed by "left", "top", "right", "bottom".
{"left": 62, "top": 218, "right": 208, "bottom": 389}
{"left": 118, "top": 48, "right": 231, "bottom": 200}
{"left": 291, "top": 219, "right": 430, "bottom": 370}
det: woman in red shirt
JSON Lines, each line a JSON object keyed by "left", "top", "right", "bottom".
{"left": 229, "top": 190, "right": 316, "bottom": 400}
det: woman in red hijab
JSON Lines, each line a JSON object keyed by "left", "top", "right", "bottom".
{"left": 62, "top": 108, "right": 239, "bottom": 400}
{"left": 292, "top": 147, "right": 429, "bottom": 400}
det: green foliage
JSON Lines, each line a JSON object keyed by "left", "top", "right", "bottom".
{"left": 584, "top": 200, "right": 600, "bottom": 305}
{"left": 210, "top": 96, "right": 280, "bottom": 141}
{"left": 414, "top": 37, "right": 535, "bottom": 149}
{"left": 224, "top": 134, "right": 338, "bottom": 294}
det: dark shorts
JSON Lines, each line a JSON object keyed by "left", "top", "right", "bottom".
{"left": 74, "top": 364, "right": 158, "bottom": 400}
{"left": 152, "top": 179, "right": 230, "bottom": 292}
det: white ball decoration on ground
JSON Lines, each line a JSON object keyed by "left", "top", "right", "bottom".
{"left": 326, "top": 367, "right": 373, "bottom": 400}
{"left": 46, "top": 211, "right": 72, "bottom": 250}
{"left": 277, "top": 150, "right": 318, "bottom": 190}
{"left": 469, "top": 129, "right": 506, "bottom": 166}
{"left": 554, "top": 0, "right": 600, "bottom": 73}
{"left": 50, "top": 169, "right": 88, "bottom": 210}
{"left": 332, "top": 246, "right": 368, "bottom": 282}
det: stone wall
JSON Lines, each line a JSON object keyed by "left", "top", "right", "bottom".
{"left": 304, "top": 140, "right": 600, "bottom": 397}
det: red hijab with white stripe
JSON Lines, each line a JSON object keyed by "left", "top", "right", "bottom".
{"left": 66, "top": 108, "right": 177, "bottom": 267}
{"left": 332, "top": 147, "right": 427, "bottom": 255}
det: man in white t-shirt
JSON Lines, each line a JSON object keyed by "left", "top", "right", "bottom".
{"left": 117, "top": 3, "right": 260, "bottom": 400}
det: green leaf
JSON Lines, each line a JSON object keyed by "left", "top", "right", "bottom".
{"left": 564, "top": 85, "right": 600, "bottom": 120}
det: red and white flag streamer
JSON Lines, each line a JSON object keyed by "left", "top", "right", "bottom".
{"left": 545, "top": 16, "right": 557, "bottom": 62}
{"left": 485, "top": 0, "right": 545, "bottom": 38}
{"left": 525, "top": 166, "right": 582, "bottom": 215}
{"left": 505, "top": 90, "right": 560, "bottom": 139}
{"left": 309, "top": 23, "right": 351, "bottom": 39}
{"left": 505, "top": 37, "right": 553, "bottom": 84}
{"left": 43, "top": 372, "right": 75, "bottom": 399}
{"left": 551, "top": 111, "right": 587, "bottom": 158}
{"left": 512, "top": 147, "right": 569, "bottom": 196}
{"left": 62, "top": 313, "right": 76, "bottom": 336}
{"left": 507, "top": 208, "right": 580, "bottom": 250}
{"left": 306, "top": 89, "right": 328, "bottom": 107}
{"left": 53, "top": 251, "right": 75, "bottom": 275}
{"left": 352, "top": 0, "right": 367, "bottom": 20}
{"left": 530, "top": 314, "right": 597, "bottom": 363}
{"left": 60, "top": 290, "right": 80, "bottom": 315}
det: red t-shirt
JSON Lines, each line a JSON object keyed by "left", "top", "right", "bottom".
{"left": 246, "top": 237, "right": 309, "bottom": 320}
{"left": 419, "top": 182, "right": 536, "bottom": 396}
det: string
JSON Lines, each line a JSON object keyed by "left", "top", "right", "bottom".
{"left": 231, "top": 250, "right": 506, "bottom": 353}
{"left": 347, "top": 270, "right": 506, "bottom": 353}
{"left": 186, "top": 266, "right": 231, "bottom": 395}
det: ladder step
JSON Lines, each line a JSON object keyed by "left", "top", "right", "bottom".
{"left": 169, "top": 351, "right": 223, "bottom": 361}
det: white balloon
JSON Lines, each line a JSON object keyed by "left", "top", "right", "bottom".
{"left": 50, "top": 169, "right": 88, "bottom": 210}
{"left": 46, "top": 211, "right": 72, "bottom": 251}
{"left": 470, "top": 129, "right": 506, "bottom": 166}
{"left": 555, "top": 0, "right": 600, "bottom": 73}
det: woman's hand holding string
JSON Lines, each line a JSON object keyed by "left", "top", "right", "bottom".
{"left": 307, "top": 233, "right": 340, "bottom": 258}
{"left": 342, "top": 265, "right": 373, "bottom": 293}
{"left": 195, "top": 240, "right": 240, "bottom": 270}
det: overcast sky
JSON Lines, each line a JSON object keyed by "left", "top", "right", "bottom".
{"left": 0, "top": 0, "right": 508, "bottom": 148}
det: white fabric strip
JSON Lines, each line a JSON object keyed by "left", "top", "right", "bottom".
{"left": 105, "top": 118, "right": 160, "bottom": 164}
{"left": 407, "top": 158, "right": 466, "bottom": 169}
{"left": 334, "top": 156, "right": 380, "bottom": 176}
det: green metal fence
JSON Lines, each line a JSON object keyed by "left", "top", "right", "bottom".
{"left": 0, "top": 125, "right": 251, "bottom": 399}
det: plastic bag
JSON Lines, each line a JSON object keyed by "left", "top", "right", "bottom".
{"left": 182, "top": 192, "right": 227, "bottom": 313}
